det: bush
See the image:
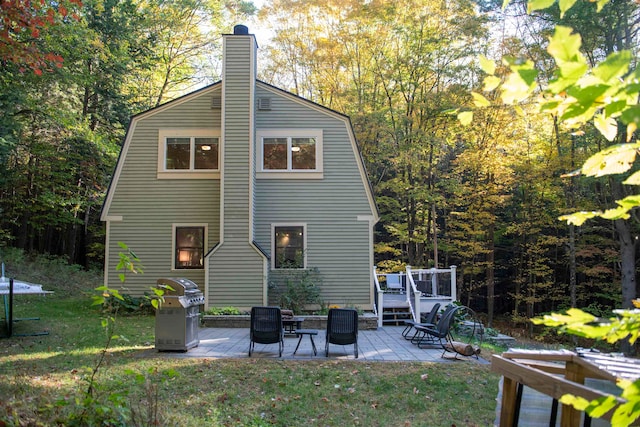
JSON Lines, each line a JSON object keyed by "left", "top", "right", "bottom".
{"left": 101, "top": 292, "right": 157, "bottom": 315}
{"left": 275, "top": 267, "right": 323, "bottom": 314}
{"left": 205, "top": 306, "right": 242, "bottom": 315}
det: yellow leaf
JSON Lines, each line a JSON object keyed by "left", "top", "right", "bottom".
{"left": 623, "top": 171, "right": 640, "bottom": 185}
{"left": 472, "top": 92, "right": 491, "bottom": 108}
{"left": 483, "top": 75, "right": 501, "bottom": 92}
{"left": 558, "top": 0, "right": 578, "bottom": 18}
{"left": 582, "top": 144, "right": 640, "bottom": 177}
{"left": 514, "top": 105, "right": 525, "bottom": 117}
{"left": 458, "top": 111, "right": 473, "bottom": 126}
{"left": 479, "top": 55, "right": 496, "bottom": 75}
{"left": 560, "top": 168, "right": 581, "bottom": 178}
{"left": 558, "top": 211, "right": 600, "bottom": 226}
{"left": 501, "top": 72, "right": 535, "bottom": 104}
{"left": 594, "top": 114, "right": 618, "bottom": 141}
{"left": 628, "top": 123, "right": 638, "bottom": 142}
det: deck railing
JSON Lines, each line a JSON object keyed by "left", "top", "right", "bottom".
{"left": 492, "top": 349, "right": 636, "bottom": 426}
{"left": 372, "top": 267, "right": 381, "bottom": 327}
{"left": 374, "top": 265, "right": 457, "bottom": 325}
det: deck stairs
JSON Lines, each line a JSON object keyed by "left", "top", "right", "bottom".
{"left": 382, "top": 297, "right": 412, "bottom": 326}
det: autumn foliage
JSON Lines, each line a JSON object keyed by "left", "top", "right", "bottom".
{"left": 0, "top": 0, "right": 82, "bottom": 74}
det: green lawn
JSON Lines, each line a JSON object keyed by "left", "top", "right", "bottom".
{"left": 1, "top": 294, "right": 500, "bottom": 426}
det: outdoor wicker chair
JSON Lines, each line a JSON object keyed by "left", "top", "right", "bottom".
{"left": 249, "top": 306, "right": 284, "bottom": 357}
{"left": 325, "top": 308, "right": 359, "bottom": 358}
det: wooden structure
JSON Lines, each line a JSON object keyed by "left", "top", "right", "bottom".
{"left": 373, "top": 266, "right": 457, "bottom": 327}
{"left": 492, "top": 349, "right": 640, "bottom": 426}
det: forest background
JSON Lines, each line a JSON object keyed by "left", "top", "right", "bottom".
{"left": 1, "top": 0, "right": 638, "bottom": 328}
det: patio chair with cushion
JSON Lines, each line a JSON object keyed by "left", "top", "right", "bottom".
{"left": 325, "top": 308, "right": 359, "bottom": 358}
{"left": 249, "top": 306, "right": 284, "bottom": 357}
{"left": 385, "top": 273, "right": 403, "bottom": 293}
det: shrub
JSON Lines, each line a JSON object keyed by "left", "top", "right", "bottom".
{"left": 205, "top": 306, "right": 242, "bottom": 315}
{"left": 272, "top": 267, "right": 323, "bottom": 314}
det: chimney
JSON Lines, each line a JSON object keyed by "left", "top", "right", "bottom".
{"left": 221, "top": 25, "right": 257, "bottom": 242}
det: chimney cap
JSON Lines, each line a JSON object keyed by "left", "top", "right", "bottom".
{"left": 233, "top": 25, "right": 249, "bottom": 35}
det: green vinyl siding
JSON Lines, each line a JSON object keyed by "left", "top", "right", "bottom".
{"left": 207, "top": 34, "right": 266, "bottom": 308}
{"left": 104, "top": 87, "right": 221, "bottom": 294}
{"left": 104, "top": 38, "right": 376, "bottom": 309}
{"left": 254, "top": 84, "right": 374, "bottom": 307}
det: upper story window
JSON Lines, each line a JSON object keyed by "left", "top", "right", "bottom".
{"left": 257, "top": 129, "right": 323, "bottom": 179}
{"left": 158, "top": 129, "right": 220, "bottom": 179}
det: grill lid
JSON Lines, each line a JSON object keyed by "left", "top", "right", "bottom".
{"left": 157, "top": 278, "right": 200, "bottom": 296}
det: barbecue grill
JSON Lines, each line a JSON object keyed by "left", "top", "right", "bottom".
{"left": 155, "top": 278, "right": 204, "bottom": 351}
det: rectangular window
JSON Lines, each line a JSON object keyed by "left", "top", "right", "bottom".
{"left": 262, "top": 136, "right": 316, "bottom": 171}
{"left": 175, "top": 226, "right": 205, "bottom": 269}
{"left": 194, "top": 138, "right": 219, "bottom": 169}
{"left": 263, "top": 137, "right": 288, "bottom": 170}
{"left": 291, "top": 138, "right": 316, "bottom": 170}
{"left": 273, "top": 225, "right": 306, "bottom": 269}
{"left": 165, "top": 137, "right": 218, "bottom": 171}
{"left": 158, "top": 129, "right": 220, "bottom": 179}
{"left": 166, "top": 137, "right": 191, "bottom": 169}
{"left": 258, "top": 130, "right": 323, "bottom": 178}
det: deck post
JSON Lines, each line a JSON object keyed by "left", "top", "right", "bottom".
{"left": 373, "top": 266, "right": 384, "bottom": 328}
{"left": 413, "top": 291, "right": 421, "bottom": 322}
{"left": 450, "top": 265, "right": 457, "bottom": 302}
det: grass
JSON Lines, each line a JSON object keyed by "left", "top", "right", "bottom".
{"left": 0, "top": 254, "right": 501, "bottom": 426}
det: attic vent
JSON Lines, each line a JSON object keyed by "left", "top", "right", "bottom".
{"left": 211, "top": 96, "right": 221, "bottom": 109}
{"left": 257, "top": 97, "right": 271, "bottom": 111}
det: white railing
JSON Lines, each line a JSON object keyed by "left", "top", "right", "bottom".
{"left": 372, "top": 266, "right": 384, "bottom": 327}
{"left": 406, "top": 265, "right": 457, "bottom": 321}
{"left": 374, "top": 265, "right": 457, "bottom": 326}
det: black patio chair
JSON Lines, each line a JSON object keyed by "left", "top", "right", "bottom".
{"left": 409, "top": 304, "right": 456, "bottom": 345}
{"left": 249, "top": 306, "right": 284, "bottom": 357}
{"left": 413, "top": 305, "right": 464, "bottom": 351}
{"left": 325, "top": 308, "right": 359, "bottom": 358}
{"left": 401, "top": 303, "right": 441, "bottom": 340}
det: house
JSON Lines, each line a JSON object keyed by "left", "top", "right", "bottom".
{"left": 100, "top": 25, "right": 379, "bottom": 311}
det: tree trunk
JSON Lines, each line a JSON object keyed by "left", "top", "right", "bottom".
{"left": 487, "top": 221, "right": 495, "bottom": 327}
{"left": 612, "top": 176, "right": 637, "bottom": 355}
{"left": 569, "top": 224, "right": 577, "bottom": 308}
{"left": 615, "top": 217, "right": 636, "bottom": 309}
{"left": 432, "top": 203, "right": 438, "bottom": 268}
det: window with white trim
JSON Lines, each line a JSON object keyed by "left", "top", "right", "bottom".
{"left": 258, "top": 129, "right": 323, "bottom": 178}
{"left": 174, "top": 225, "right": 206, "bottom": 269}
{"left": 158, "top": 129, "right": 219, "bottom": 179}
{"left": 272, "top": 224, "right": 306, "bottom": 269}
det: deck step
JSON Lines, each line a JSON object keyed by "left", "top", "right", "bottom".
{"left": 382, "top": 307, "right": 412, "bottom": 326}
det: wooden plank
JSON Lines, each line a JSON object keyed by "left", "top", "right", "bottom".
{"left": 499, "top": 376, "right": 518, "bottom": 427}
{"left": 561, "top": 360, "right": 586, "bottom": 427}
{"left": 510, "top": 358, "right": 566, "bottom": 375}
{"left": 492, "top": 355, "right": 623, "bottom": 423}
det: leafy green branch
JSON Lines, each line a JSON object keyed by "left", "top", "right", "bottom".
{"left": 461, "top": 0, "right": 639, "bottom": 225}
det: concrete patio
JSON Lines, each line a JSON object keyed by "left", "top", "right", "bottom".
{"left": 147, "top": 325, "right": 489, "bottom": 364}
